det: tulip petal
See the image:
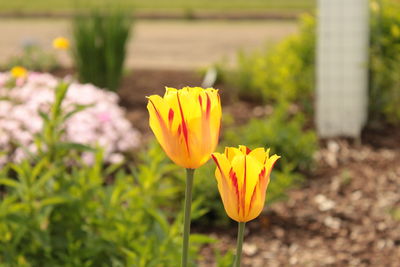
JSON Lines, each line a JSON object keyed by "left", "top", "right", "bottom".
{"left": 248, "top": 147, "right": 266, "bottom": 164}
{"left": 147, "top": 95, "right": 171, "bottom": 149}
{"left": 225, "top": 147, "right": 242, "bottom": 162}
{"left": 212, "top": 153, "right": 240, "bottom": 221}
{"left": 239, "top": 145, "right": 251, "bottom": 155}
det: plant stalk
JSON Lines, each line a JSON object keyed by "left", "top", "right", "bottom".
{"left": 234, "top": 222, "right": 246, "bottom": 267}
{"left": 182, "top": 168, "right": 195, "bottom": 267}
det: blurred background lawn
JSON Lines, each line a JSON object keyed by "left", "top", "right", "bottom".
{"left": 0, "top": 0, "right": 314, "bottom": 13}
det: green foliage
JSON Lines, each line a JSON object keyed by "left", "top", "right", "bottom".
{"left": 369, "top": 0, "right": 400, "bottom": 123}
{"left": 0, "top": 82, "right": 207, "bottom": 266}
{"left": 222, "top": 103, "right": 316, "bottom": 196}
{"left": 226, "top": 0, "right": 400, "bottom": 124}
{"left": 1, "top": 43, "right": 59, "bottom": 72}
{"left": 227, "top": 14, "right": 315, "bottom": 112}
{"left": 223, "top": 104, "right": 317, "bottom": 173}
{"left": 72, "top": 9, "right": 132, "bottom": 91}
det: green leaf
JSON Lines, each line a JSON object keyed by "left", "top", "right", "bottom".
{"left": 0, "top": 178, "right": 19, "bottom": 188}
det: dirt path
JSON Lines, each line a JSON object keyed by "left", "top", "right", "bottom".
{"left": 0, "top": 18, "right": 297, "bottom": 70}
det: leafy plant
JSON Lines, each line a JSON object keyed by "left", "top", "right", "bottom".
{"left": 224, "top": 14, "right": 315, "bottom": 113}
{"left": 223, "top": 103, "right": 317, "bottom": 173}
{"left": 1, "top": 43, "right": 59, "bottom": 72}
{"left": 223, "top": 0, "right": 400, "bottom": 124}
{"left": 369, "top": 0, "right": 400, "bottom": 124}
{"left": 0, "top": 82, "right": 207, "bottom": 266}
{"left": 72, "top": 9, "right": 132, "bottom": 91}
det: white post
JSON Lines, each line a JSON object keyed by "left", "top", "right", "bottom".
{"left": 316, "top": 0, "right": 369, "bottom": 138}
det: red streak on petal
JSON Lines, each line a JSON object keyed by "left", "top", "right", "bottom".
{"left": 259, "top": 168, "right": 266, "bottom": 181}
{"left": 211, "top": 154, "right": 221, "bottom": 172}
{"left": 266, "top": 159, "right": 279, "bottom": 179}
{"left": 168, "top": 108, "right": 174, "bottom": 128}
{"left": 241, "top": 156, "right": 247, "bottom": 217}
{"left": 149, "top": 99, "right": 168, "bottom": 130}
{"left": 168, "top": 108, "right": 174, "bottom": 122}
{"left": 247, "top": 167, "right": 266, "bottom": 217}
{"left": 177, "top": 92, "right": 190, "bottom": 155}
{"left": 248, "top": 183, "right": 258, "bottom": 216}
{"left": 206, "top": 92, "right": 211, "bottom": 119}
{"left": 177, "top": 124, "right": 182, "bottom": 135}
{"left": 245, "top": 147, "right": 251, "bottom": 155}
{"left": 198, "top": 95, "right": 203, "bottom": 107}
{"left": 229, "top": 169, "right": 240, "bottom": 214}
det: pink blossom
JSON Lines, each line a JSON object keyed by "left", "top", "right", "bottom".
{"left": 0, "top": 72, "right": 141, "bottom": 165}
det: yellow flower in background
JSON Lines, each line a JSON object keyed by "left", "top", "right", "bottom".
{"left": 147, "top": 87, "right": 221, "bottom": 169}
{"left": 211, "top": 145, "right": 280, "bottom": 222}
{"left": 391, "top": 24, "right": 400, "bottom": 38}
{"left": 52, "top": 37, "right": 70, "bottom": 50}
{"left": 370, "top": 1, "right": 379, "bottom": 12}
{"left": 11, "top": 66, "right": 27, "bottom": 78}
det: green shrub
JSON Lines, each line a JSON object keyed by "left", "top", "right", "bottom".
{"left": 0, "top": 82, "right": 208, "bottom": 266}
{"left": 225, "top": 0, "right": 400, "bottom": 124}
{"left": 1, "top": 43, "right": 59, "bottom": 72}
{"left": 369, "top": 0, "right": 400, "bottom": 123}
{"left": 223, "top": 103, "right": 317, "bottom": 173}
{"left": 227, "top": 14, "right": 315, "bottom": 112}
{"left": 72, "top": 9, "right": 132, "bottom": 91}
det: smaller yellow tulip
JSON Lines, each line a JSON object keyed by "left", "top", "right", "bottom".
{"left": 11, "top": 66, "right": 28, "bottom": 79}
{"left": 52, "top": 37, "right": 70, "bottom": 50}
{"left": 212, "top": 145, "right": 280, "bottom": 222}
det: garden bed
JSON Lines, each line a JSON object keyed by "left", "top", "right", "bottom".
{"left": 114, "top": 68, "right": 400, "bottom": 266}
{"left": 2, "top": 66, "right": 399, "bottom": 265}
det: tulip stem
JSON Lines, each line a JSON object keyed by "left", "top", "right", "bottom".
{"left": 182, "top": 168, "right": 195, "bottom": 267}
{"left": 234, "top": 222, "right": 246, "bottom": 267}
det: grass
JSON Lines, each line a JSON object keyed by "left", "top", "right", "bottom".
{"left": 0, "top": 0, "right": 315, "bottom": 13}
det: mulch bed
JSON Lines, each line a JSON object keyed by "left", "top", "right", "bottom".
{"left": 200, "top": 138, "right": 400, "bottom": 266}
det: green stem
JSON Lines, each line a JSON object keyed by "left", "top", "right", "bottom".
{"left": 182, "top": 168, "right": 195, "bottom": 267}
{"left": 234, "top": 222, "right": 246, "bottom": 267}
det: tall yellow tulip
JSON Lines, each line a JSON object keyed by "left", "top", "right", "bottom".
{"left": 147, "top": 87, "right": 221, "bottom": 169}
{"left": 211, "top": 145, "right": 280, "bottom": 222}
{"left": 147, "top": 86, "right": 221, "bottom": 267}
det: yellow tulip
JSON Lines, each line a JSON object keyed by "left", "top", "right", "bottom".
{"left": 211, "top": 145, "right": 280, "bottom": 222}
{"left": 11, "top": 66, "right": 28, "bottom": 79}
{"left": 52, "top": 37, "right": 70, "bottom": 50}
{"left": 147, "top": 87, "right": 221, "bottom": 169}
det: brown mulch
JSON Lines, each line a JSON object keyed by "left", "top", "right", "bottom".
{"left": 199, "top": 138, "right": 400, "bottom": 266}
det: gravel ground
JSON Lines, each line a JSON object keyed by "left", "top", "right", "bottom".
{"left": 200, "top": 138, "right": 400, "bottom": 266}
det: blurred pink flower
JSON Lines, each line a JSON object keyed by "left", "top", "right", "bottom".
{"left": 0, "top": 72, "right": 141, "bottom": 165}
{"left": 98, "top": 112, "right": 112, "bottom": 123}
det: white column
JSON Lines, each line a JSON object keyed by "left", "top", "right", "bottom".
{"left": 316, "top": 0, "right": 369, "bottom": 138}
